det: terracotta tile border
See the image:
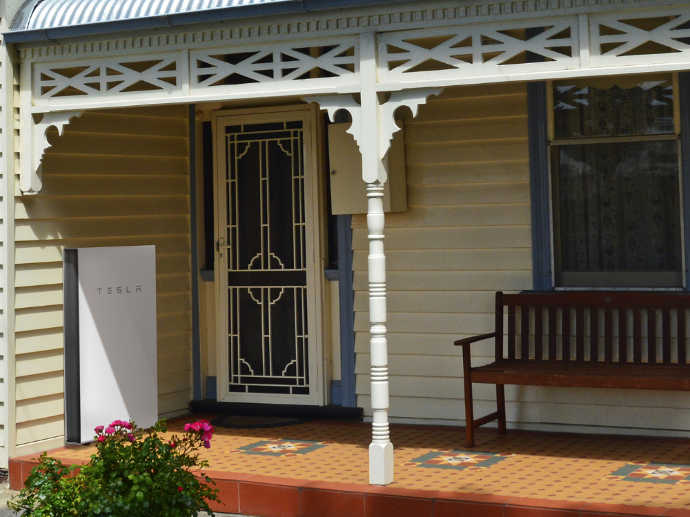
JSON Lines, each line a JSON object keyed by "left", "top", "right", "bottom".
{"left": 8, "top": 458, "right": 680, "bottom": 517}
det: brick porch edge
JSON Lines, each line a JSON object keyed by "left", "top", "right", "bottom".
{"left": 9, "top": 455, "right": 689, "bottom": 517}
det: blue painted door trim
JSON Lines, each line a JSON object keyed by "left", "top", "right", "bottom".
{"left": 190, "top": 105, "right": 203, "bottom": 401}
{"left": 337, "top": 215, "right": 356, "bottom": 407}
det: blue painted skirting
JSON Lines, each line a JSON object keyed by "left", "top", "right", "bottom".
{"left": 206, "top": 376, "right": 217, "bottom": 400}
{"left": 330, "top": 380, "right": 343, "bottom": 406}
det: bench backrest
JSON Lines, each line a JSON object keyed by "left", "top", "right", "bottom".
{"left": 495, "top": 291, "right": 690, "bottom": 364}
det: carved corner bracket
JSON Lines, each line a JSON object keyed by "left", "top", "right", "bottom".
{"left": 305, "top": 88, "right": 442, "bottom": 184}
{"left": 21, "top": 111, "right": 83, "bottom": 195}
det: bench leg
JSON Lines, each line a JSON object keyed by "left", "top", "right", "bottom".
{"left": 462, "top": 345, "right": 475, "bottom": 448}
{"left": 496, "top": 384, "right": 506, "bottom": 434}
{"left": 463, "top": 377, "right": 475, "bottom": 448}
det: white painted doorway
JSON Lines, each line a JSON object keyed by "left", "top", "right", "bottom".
{"left": 214, "top": 105, "right": 324, "bottom": 405}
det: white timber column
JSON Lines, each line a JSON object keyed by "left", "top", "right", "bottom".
{"left": 358, "top": 31, "right": 393, "bottom": 486}
{"left": 366, "top": 180, "right": 391, "bottom": 484}
{"left": 306, "top": 32, "right": 441, "bottom": 483}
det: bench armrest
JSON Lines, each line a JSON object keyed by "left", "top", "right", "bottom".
{"left": 454, "top": 332, "right": 497, "bottom": 347}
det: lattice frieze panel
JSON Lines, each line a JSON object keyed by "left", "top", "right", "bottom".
{"left": 33, "top": 52, "right": 186, "bottom": 104}
{"left": 590, "top": 9, "right": 690, "bottom": 67}
{"left": 191, "top": 39, "right": 358, "bottom": 92}
{"left": 378, "top": 19, "right": 579, "bottom": 82}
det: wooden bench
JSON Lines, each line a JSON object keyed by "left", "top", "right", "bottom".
{"left": 456, "top": 291, "right": 690, "bottom": 447}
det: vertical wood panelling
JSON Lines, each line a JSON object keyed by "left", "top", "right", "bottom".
{"left": 14, "top": 106, "right": 192, "bottom": 450}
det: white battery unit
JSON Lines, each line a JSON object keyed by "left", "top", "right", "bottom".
{"left": 63, "top": 245, "right": 158, "bottom": 444}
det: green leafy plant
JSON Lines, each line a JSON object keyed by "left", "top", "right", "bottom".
{"left": 8, "top": 418, "right": 220, "bottom": 517}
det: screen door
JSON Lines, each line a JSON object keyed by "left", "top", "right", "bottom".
{"left": 214, "top": 107, "right": 321, "bottom": 404}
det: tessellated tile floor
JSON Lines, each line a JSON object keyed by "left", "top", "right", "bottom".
{"left": 10, "top": 415, "right": 690, "bottom": 517}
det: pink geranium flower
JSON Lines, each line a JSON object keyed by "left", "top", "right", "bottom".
{"left": 201, "top": 432, "right": 212, "bottom": 442}
{"left": 190, "top": 422, "right": 202, "bottom": 432}
{"left": 184, "top": 423, "right": 192, "bottom": 431}
{"left": 97, "top": 435, "right": 106, "bottom": 442}
{"left": 122, "top": 421, "right": 132, "bottom": 429}
{"left": 127, "top": 434, "right": 135, "bottom": 442}
{"left": 104, "top": 427, "right": 116, "bottom": 435}
{"left": 203, "top": 441, "right": 211, "bottom": 449}
{"left": 94, "top": 426, "right": 104, "bottom": 434}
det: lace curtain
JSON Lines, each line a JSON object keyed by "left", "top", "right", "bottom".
{"left": 554, "top": 81, "right": 674, "bottom": 138}
{"left": 557, "top": 140, "right": 681, "bottom": 274}
{"left": 553, "top": 78, "right": 682, "bottom": 281}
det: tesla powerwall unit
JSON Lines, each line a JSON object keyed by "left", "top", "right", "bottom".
{"left": 63, "top": 245, "right": 158, "bottom": 444}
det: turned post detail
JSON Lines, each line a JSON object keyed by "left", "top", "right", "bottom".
{"left": 367, "top": 182, "right": 393, "bottom": 485}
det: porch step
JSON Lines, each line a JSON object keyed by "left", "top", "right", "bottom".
{"left": 190, "top": 400, "right": 363, "bottom": 421}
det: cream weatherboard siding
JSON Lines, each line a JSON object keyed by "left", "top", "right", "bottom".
{"left": 352, "top": 83, "right": 690, "bottom": 437}
{"left": 13, "top": 106, "right": 192, "bottom": 455}
{"left": 0, "top": 11, "right": 14, "bottom": 468}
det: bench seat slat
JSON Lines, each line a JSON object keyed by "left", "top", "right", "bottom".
{"left": 633, "top": 306, "right": 642, "bottom": 364}
{"left": 576, "top": 306, "right": 585, "bottom": 362}
{"left": 548, "top": 306, "right": 557, "bottom": 361}
{"left": 590, "top": 307, "right": 599, "bottom": 362}
{"left": 619, "top": 307, "right": 627, "bottom": 363}
{"left": 521, "top": 306, "right": 529, "bottom": 360}
{"left": 680, "top": 308, "right": 687, "bottom": 364}
{"left": 563, "top": 306, "right": 571, "bottom": 362}
{"left": 663, "top": 307, "right": 671, "bottom": 364}
{"left": 535, "top": 306, "right": 543, "bottom": 361}
{"left": 649, "top": 308, "right": 657, "bottom": 364}
{"left": 505, "top": 292, "right": 690, "bottom": 307}
{"left": 471, "top": 361, "right": 690, "bottom": 391}
{"left": 605, "top": 306, "right": 613, "bottom": 363}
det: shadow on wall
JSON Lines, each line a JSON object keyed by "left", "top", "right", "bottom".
{"left": 15, "top": 106, "right": 195, "bottom": 424}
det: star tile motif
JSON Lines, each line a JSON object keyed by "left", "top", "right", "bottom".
{"left": 608, "top": 463, "right": 690, "bottom": 484}
{"left": 237, "top": 439, "right": 327, "bottom": 457}
{"left": 405, "top": 449, "right": 513, "bottom": 471}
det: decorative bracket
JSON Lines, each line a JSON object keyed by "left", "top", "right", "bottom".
{"left": 21, "top": 111, "right": 83, "bottom": 195}
{"left": 306, "top": 88, "right": 442, "bottom": 184}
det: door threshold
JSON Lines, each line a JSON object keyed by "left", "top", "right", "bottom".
{"left": 190, "top": 400, "right": 363, "bottom": 420}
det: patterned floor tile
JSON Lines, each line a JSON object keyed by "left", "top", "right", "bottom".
{"left": 405, "top": 449, "right": 511, "bottom": 470}
{"left": 237, "top": 439, "right": 328, "bottom": 456}
{"left": 27, "top": 414, "right": 690, "bottom": 513}
{"left": 608, "top": 463, "right": 690, "bottom": 484}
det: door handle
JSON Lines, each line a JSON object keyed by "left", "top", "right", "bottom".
{"left": 217, "top": 238, "right": 232, "bottom": 261}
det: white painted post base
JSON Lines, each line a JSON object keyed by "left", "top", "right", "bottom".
{"left": 369, "top": 440, "right": 394, "bottom": 485}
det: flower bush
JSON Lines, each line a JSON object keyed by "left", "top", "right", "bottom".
{"left": 8, "top": 418, "right": 220, "bottom": 517}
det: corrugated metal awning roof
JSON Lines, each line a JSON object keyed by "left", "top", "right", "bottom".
{"left": 5, "top": 0, "right": 305, "bottom": 42}
{"left": 16, "top": 0, "right": 293, "bottom": 30}
{"left": 5, "top": 0, "right": 410, "bottom": 43}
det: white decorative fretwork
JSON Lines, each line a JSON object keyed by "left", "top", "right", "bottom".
{"left": 20, "top": 111, "right": 83, "bottom": 194}
{"left": 378, "top": 18, "right": 579, "bottom": 83}
{"left": 590, "top": 9, "right": 690, "bottom": 67}
{"left": 192, "top": 39, "right": 358, "bottom": 89}
{"left": 307, "top": 88, "right": 440, "bottom": 183}
{"left": 34, "top": 52, "right": 187, "bottom": 105}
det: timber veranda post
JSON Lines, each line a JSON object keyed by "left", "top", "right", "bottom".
{"left": 367, "top": 181, "right": 393, "bottom": 485}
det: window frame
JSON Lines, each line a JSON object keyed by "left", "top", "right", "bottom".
{"left": 529, "top": 72, "right": 690, "bottom": 291}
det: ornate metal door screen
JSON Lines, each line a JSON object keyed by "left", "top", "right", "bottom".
{"left": 216, "top": 111, "right": 315, "bottom": 401}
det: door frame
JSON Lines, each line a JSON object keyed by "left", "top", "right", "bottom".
{"left": 212, "top": 104, "right": 326, "bottom": 405}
